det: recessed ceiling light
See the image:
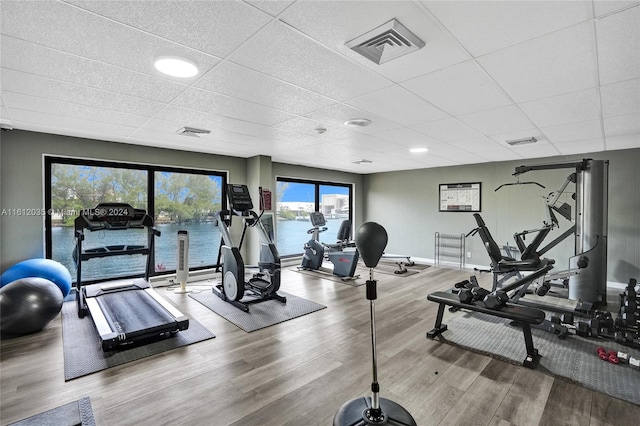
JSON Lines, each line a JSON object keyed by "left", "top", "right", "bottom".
{"left": 353, "top": 159, "right": 373, "bottom": 165}
{"left": 344, "top": 118, "right": 372, "bottom": 128}
{"left": 410, "top": 147, "right": 429, "bottom": 153}
{"left": 154, "top": 56, "right": 199, "bottom": 78}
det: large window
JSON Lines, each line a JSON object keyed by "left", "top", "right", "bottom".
{"left": 276, "top": 178, "right": 352, "bottom": 257}
{"left": 45, "top": 157, "right": 225, "bottom": 282}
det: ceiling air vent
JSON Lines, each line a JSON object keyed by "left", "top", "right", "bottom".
{"left": 506, "top": 137, "right": 538, "bottom": 146}
{"left": 346, "top": 19, "right": 425, "bottom": 65}
{"left": 176, "top": 126, "right": 211, "bottom": 137}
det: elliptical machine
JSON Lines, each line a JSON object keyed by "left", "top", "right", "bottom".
{"left": 299, "top": 212, "right": 360, "bottom": 280}
{"left": 213, "top": 184, "right": 286, "bottom": 312}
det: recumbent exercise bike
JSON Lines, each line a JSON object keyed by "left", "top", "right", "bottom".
{"left": 299, "top": 212, "right": 360, "bottom": 280}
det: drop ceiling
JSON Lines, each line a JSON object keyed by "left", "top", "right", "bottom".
{"left": 1, "top": 0, "right": 638, "bottom": 174}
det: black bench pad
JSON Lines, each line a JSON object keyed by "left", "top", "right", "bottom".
{"left": 427, "top": 291, "right": 545, "bottom": 324}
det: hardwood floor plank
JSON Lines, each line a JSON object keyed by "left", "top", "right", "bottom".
{"left": 538, "top": 378, "right": 592, "bottom": 426}
{"left": 493, "top": 367, "right": 554, "bottom": 425}
{"left": 2, "top": 266, "right": 639, "bottom": 426}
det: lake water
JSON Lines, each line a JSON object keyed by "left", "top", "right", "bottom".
{"left": 52, "top": 218, "right": 346, "bottom": 281}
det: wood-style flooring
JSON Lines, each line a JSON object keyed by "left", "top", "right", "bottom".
{"left": 1, "top": 265, "right": 639, "bottom": 425}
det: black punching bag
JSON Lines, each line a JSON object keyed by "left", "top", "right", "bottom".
{"left": 334, "top": 221, "right": 417, "bottom": 426}
{"left": 355, "top": 222, "right": 388, "bottom": 268}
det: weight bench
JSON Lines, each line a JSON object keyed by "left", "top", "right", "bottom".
{"left": 426, "top": 291, "right": 546, "bottom": 368}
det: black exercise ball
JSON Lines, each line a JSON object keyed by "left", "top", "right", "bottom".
{"left": 0, "top": 277, "right": 64, "bottom": 335}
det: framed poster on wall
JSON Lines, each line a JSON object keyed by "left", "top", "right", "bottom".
{"left": 439, "top": 182, "right": 481, "bottom": 212}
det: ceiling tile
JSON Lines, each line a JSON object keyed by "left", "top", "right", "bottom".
{"left": 228, "top": 21, "right": 392, "bottom": 100}
{"left": 1, "top": 68, "right": 166, "bottom": 117}
{"left": 2, "top": 92, "right": 148, "bottom": 128}
{"left": 411, "top": 117, "right": 484, "bottom": 142}
{"left": 330, "top": 134, "right": 400, "bottom": 154}
{"left": 421, "top": 143, "right": 487, "bottom": 164}
{"left": 279, "top": 0, "right": 471, "bottom": 82}
{"left": 371, "top": 127, "right": 441, "bottom": 148}
{"left": 131, "top": 126, "right": 266, "bottom": 157}
{"left": 519, "top": 88, "right": 601, "bottom": 128}
{"left": 273, "top": 116, "right": 353, "bottom": 140}
{"left": 424, "top": 0, "right": 593, "bottom": 57}
{"left": 540, "top": 119, "right": 603, "bottom": 143}
{"left": 1, "top": 36, "right": 189, "bottom": 103}
{"left": 606, "top": 133, "right": 640, "bottom": 150}
{"left": 554, "top": 138, "right": 606, "bottom": 155}
{"left": 447, "top": 136, "right": 507, "bottom": 154}
{"left": 243, "top": 0, "right": 295, "bottom": 16}
{"left": 345, "top": 85, "right": 449, "bottom": 126}
{"left": 458, "top": 105, "right": 536, "bottom": 136}
{"left": 474, "top": 146, "right": 523, "bottom": 162}
{"left": 0, "top": 1, "right": 219, "bottom": 78}
{"left": 603, "top": 112, "right": 640, "bottom": 136}
{"left": 594, "top": 1, "right": 640, "bottom": 17}
{"left": 596, "top": 6, "right": 640, "bottom": 85}
{"left": 8, "top": 108, "right": 137, "bottom": 138}
{"left": 401, "top": 60, "right": 513, "bottom": 116}
{"left": 478, "top": 23, "right": 597, "bottom": 102}
{"left": 171, "top": 88, "right": 296, "bottom": 125}
{"left": 195, "top": 62, "right": 334, "bottom": 115}
{"left": 68, "top": 0, "right": 271, "bottom": 58}
{"left": 600, "top": 79, "right": 640, "bottom": 117}
{"left": 304, "top": 103, "right": 401, "bottom": 135}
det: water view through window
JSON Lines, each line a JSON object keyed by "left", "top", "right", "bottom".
{"left": 276, "top": 179, "right": 352, "bottom": 256}
{"left": 47, "top": 159, "right": 224, "bottom": 282}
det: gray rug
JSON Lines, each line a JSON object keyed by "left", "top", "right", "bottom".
{"left": 9, "top": 396, "right": 95, "bottom": 426}
{"left": 189, "top": 290, "right": 326, "bottom": 332}
{"left": 61, "top": 302, "right": 215, "bottom": 381}
{"left": 434, "top": 310, "right": 640, "bottom": 405}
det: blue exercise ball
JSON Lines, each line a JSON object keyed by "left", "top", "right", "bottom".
{"left": 1, "top": 258, "right": 72, "bottom": 297}
{"left": 0, "top": 277, "right": 64, "bottom": 335}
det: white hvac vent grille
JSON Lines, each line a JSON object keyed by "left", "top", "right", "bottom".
{"left": 346, "top": 19, "right": 425, "bottom": 65}
{"left": 176, "top": 126, "right": 211, "bottom": 137}
{"left": 506, "top": 137, "right": 538, "bottom": 146}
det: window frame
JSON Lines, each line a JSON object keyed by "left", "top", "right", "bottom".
{"left": 44, "top": 156, "right": 227, "bottom": 282}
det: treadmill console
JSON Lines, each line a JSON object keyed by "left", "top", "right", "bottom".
{"left": 227, "top": 184, "right": 253, "bottom": 213}
{"left": 79, "top": 203, "right": 148, "bottom": 230}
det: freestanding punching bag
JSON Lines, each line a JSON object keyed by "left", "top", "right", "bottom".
{"left": 333, "top": 222, "right": 417, "bottom": 426}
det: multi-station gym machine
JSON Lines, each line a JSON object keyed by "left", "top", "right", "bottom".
{"left": 510, "top": 158, "right": 609, "bottom": 306}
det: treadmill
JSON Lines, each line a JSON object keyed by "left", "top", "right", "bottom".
{"left": 73, "top": 203, "right": 189, "bottom": 351}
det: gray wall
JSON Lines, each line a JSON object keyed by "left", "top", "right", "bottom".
{"left": 363, "top": 149, "right": 640, "bottom": 284}
{"left": 2, "top": 129, "right": 638, "bottom": 285}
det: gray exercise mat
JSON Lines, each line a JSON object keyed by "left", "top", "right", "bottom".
{"left": 434, "top": 310, "right": 640, "bottom": 405}
{"left": 189, "top": 290, "right": 326, "bottom": 332}
{"left": 61, "top": 302, "right": 215, "bottom": 381}
{"left": 9, "top": 396, "right": 95, "bottom": 426}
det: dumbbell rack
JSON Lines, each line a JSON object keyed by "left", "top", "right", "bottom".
{"left": 614, "top": 278, "right": 639, "bottom": 347}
